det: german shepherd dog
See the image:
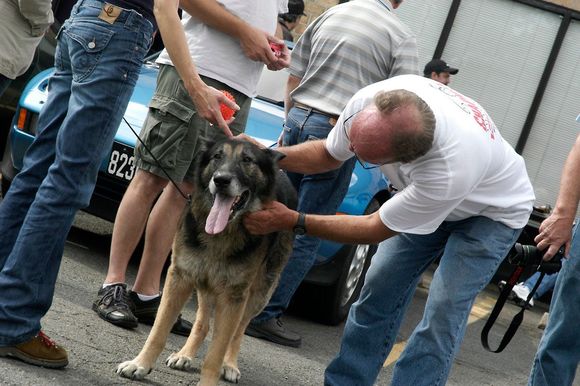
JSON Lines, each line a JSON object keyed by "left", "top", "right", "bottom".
{"left": 117, "top": 139, "right": 296, "bottom": 385}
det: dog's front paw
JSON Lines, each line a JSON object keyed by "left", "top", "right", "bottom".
{"left": 116, "top": 360, "right": 152, "bottom": 380}
{"left": 222, "top": 364, "right": 241, "bottom": 383}
{"left": 166, "top": 352, "right": 193, "bottom": 371}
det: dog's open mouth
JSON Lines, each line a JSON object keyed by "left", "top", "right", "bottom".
{"left": 205, "top": 190, "right": 250, "bottom": 235}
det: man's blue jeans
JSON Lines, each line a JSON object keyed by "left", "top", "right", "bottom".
{"left": 252, "top": 106, "right": 356, "bottom": 323}
{"left": 0, "top": 0, "right": 153, "bottom": 346}
{"left": 529, "top": 224, "right": 580, "bottom": 386}
{"left": 324, "top": 216, "right": 522, "bottom": 386}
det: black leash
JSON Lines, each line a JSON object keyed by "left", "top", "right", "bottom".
{"left": 122, "top": 116, "right": 191, "bottom": 203}
{"left": 481, "top": 267, "right": 544, "bottom": 353}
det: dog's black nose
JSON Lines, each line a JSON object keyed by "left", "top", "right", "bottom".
{"left": 213, "top": 173, "right": 232, "bottom": 188}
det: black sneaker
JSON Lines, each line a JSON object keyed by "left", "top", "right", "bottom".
{"left": 128, "top": 291, "right": 193, "bottom": 337}
{"left": 245, "top": 318, "right": 301, "bottom": 348}
{"left": 92, "top": 283, "right": 138, "bottom": 329}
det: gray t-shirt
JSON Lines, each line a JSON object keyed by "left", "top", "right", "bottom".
{"left": 289, "top": 0, "right": 419, "bottom": 116}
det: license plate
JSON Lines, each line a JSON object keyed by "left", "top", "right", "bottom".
{"left": 107, "top": 142, "right": 135, "bottom": 181}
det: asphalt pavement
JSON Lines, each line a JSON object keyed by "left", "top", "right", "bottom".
{"left": 0, "top": 210, "right": 578, "bottom": 386}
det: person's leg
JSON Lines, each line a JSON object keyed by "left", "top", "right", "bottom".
{"left": 0, "top": 4, "right": 153, "bottom": 345}
{"left": 0, "top": 70, "right": 70, "bottom": 268}
{"left": 104, "top": 170, "right": 168, "bottom": 285}
{"left": 95, "top": 64, "right": 193, "bottom": 328}
{"left": 531, "top": 257, "right": 565, "bottom": 299}
{"left": 324, "top": 231, "right": 448, "bottom": 386}
{"left": 391, "top": 217, "right": 521, "bottom": 386}
{"left": 253, "top": 107, "right": 356, "bottom": 323}
{"left": 528, "top": 225, "right": 580, "bottom": 386}
{"left": 132, "top": 180, "right": 192, "bottom": 295}
{"left": 0, "top": 37, "right": 72, "bottom": 343}
{"left": 532, "top": 272, "right": 558, "bottom": 299}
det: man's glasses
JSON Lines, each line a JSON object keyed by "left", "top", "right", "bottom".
{"left": 342, "top": 110, "right": 384, "bottom": 170}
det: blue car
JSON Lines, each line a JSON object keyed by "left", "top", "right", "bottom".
{"left": 1, "top": 59, "right": 390, "bottom": 325}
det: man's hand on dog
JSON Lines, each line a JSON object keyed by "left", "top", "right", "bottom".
{"left": 244, "top": 201, "right": 297, "bottom": 234}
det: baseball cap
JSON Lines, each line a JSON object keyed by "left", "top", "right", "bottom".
{"left": 423, "top": 59, "right": 459, "bottom": 76}
{"left": 287, "top": 0, "right": 306, "bottom": 16}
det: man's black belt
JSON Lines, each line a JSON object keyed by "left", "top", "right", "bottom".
{"left": 293, "top": 103, "right": 339, "bottom": 126}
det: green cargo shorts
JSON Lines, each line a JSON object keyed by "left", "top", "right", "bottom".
{"left": 135, "top": 64, "right": 251, "bottom": 182}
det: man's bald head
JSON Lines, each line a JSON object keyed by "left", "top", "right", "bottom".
{"left": 349, "top": 89, "right": 435, "bottom": 165}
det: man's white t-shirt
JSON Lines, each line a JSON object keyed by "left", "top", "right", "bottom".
{"left": 156, "top": 0, "right": 287, "bottom": 97}
{"left": 326, "top": 75, "right": 535, "bottom": 234}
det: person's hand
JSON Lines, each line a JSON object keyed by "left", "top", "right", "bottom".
{"left": 244, "top": 201, "right": 296, "bottom": 235}
{"left": 238, "top": 26, "right": 290, "bottom": 70}
{"left": 238, "top": 26, "right": 278, "bottom": 64}
{"left": 276, "top": 129, "right": 285, "bottom": 147}
{"left": 266, "top": 36, "right": 290, "bottom": 71}
{"left": 188, "top": 84, "right": 239, "bottom": 137}
{"left": 534, "top": 212, "right": 575, "bottom": 260}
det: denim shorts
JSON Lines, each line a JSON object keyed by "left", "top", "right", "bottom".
{"left": 135, "top": 64, "right": 251, "bottom": 182}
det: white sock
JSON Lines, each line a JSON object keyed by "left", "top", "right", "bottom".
{"left": 136, "top": 293, "right": 160, "bottom": 301}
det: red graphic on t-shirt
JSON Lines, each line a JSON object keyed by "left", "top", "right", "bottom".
{"left": 433, "top": 84, "right": 496, "bottom": 140}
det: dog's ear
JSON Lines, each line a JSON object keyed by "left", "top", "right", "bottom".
{"left": 262, "top": 148, "right": 286, "bottom": 163}
{"left": 201, "top": 139, "right": 216, "bottom": 153}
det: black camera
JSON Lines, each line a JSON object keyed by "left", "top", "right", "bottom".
{"left": 507, "top": 243, "right": 564, "bottom": 274}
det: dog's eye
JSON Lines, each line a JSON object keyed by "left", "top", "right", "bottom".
{"left": 212, "top": 152, "right": 222, "bottom": 160}
{"left": 241, "top": 155, "right": 253, "bottom": 163}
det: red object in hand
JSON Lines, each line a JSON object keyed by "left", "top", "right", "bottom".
{"left": 269, "top": 42, "right": 285, "bottom": 57}
{"left": 220, "top": 90, "right": 236, "bottom": 121}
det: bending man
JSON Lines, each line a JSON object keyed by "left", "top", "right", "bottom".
{"left": 244, "top": 74, "right": 535, "bottom": 385}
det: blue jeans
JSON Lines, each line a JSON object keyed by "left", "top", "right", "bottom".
{"left": 0, "top": 0, "right": 152, "bottom": 346}
{"left": 252, "top": 106, "right": 356, "bottom": 323}
{"left": 529, "top": 224, "right": 580, "bottom": 386}
{"left": 325, "top": 216, "right": 522, "bottom": 386}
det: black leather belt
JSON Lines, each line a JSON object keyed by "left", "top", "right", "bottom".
{"left": 293, "top": 103, "right": 339, "bottom": 126}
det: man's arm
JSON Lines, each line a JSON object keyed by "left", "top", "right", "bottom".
{"left": 535, "top": 133, "right": 580, "bottom": 259}
{"left": 276, "top": 139, "right": 343, "bottom": 175}
{"left": 154, "top": 0, "right": 237, "bottom": 135}
{"left": 179, "top": 0, "right": 289, "bottom": 69}
{"left": 284, "top": 74, "right": 301, "bottom": 118}
{"left": 244, "top": 201, "right": 397, "bottom": 244}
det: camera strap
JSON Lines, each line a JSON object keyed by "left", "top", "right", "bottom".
{"left": 480, "top": 269, "right": 545, "bottom": 353}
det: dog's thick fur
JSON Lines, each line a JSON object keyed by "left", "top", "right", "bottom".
{"left": 117, "top": 139, "right": 296, "bottom": 385}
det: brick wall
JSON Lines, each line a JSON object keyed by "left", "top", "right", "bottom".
{"left": 291, "top": 0, "right": 339, "bottom": 38}
{"left": 545, "top": 0, "right": 580, "bottom": 11}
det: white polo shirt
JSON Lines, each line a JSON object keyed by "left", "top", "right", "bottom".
{"left": 326, "top": 75, "right": 535, "bottom": 234}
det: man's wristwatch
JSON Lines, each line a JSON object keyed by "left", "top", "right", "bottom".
{"left": 293, "top": 212, "right": 307, "bottom": 235}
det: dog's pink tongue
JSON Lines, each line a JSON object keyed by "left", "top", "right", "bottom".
{"left": 205, "top": 194, "right": 236, "bottom": 235}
